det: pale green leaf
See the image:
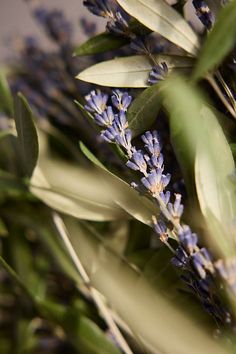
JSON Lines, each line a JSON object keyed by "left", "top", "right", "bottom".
{"left": 14, "top": 93, "right": 39, "bottom": 177}
{"left": 63, "top": 216, "right": 228, "bottom": 354}
{"left": 193, "top": 0, "right": 236, "bottom": 80}
{"left": 77, "top": 54, "right": 194, "bottom": 87}
{"left": 74, "top": 32, "right": 128, "bottom": 56}
{"left": 161, "top": 75, "right": 236, "bottom": 257}
{"left": 117, "top": 0, "right": 199, "bottom": 55}
{"left": 127, "top": 84, "right": 162, "bottom": 137}
{"left": 195, "top": 107, "right": 236, "bottom": 256}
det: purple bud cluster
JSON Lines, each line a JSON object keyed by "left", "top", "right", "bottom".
{"left": 192, "top": 0, "right": 215, "bottom": 30}
{"left": 85, "top": 89, "right": 133, "bottom": 155}
{"left": 148, "top": 62, "right": 169, "bottom": 85}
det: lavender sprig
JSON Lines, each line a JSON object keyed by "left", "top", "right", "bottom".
{"left": 84, "top": 88, "right": 233, "bottom": 325}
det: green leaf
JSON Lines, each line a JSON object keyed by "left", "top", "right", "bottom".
{"left": 79, "top": 141, "right": 106, "bottom": 170}
{"left": 63, "top": 216, "right": 228, "bottom": 354}
{"left": 77, "top": 54, "right": 194, "bottom": 87}
{"left": 74, "top": 32, "right": 128, "bottom": 56}
{"left": 14, "top": 93, "right": 39, "bottom": 177}
{"left": 193, "top": 0, "right": 236, "bottom": 80}
{"left": 30, "top": 159, "right": 157, "bottom": 223}
{"left": 127, "top": 84, "right": 162, "bottom": 137}
{"left": 161, "top": 75, "right": 236, "bottom": 257}
{"left": 0, "top": 70, "right": 13, "bottom": 116}
{"left": 160, "top": 75, "right": 203, "bottom": 195}
{"left": 195, "top": 107, "right": 236, "bottom": 257}
{"left": 116, "top": 0, "right": 199, "bottom": 55}
{"left": 78, "top": 317, "right": 121, "bottom": 354}
{"left": 30, "top": 130, "right": 157, "bottom": 223}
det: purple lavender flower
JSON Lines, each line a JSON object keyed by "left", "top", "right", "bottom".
{"left": 148, "top": 62, "right": 168, "bottom": 86}
{"left": 215, "top": 258, "right": 236, "bottom": 295}
{"left": 153, "top": 218, "right": 168, "bottom": 242}
{"left": 107, "top": 12, "right": 130, "bottom": 37}
{"left": 85, "top": 90, "right": 108, "bottom": 114}
{"left": 171, "top": 246, "right": 188, "bottom": 268}
{"left": 126, "top": 150, "right": 148, "bottom": 174}
{"left": 168, "top": 194, "right": 184, "bottom": 221}
{"left": 130, "top": 36, "right": 152, "bottom": 54}
{"left": 142, "top": 131, "right": 162, "bottom": 157}
{"left": 178, "top": 225, "right": 198, "bottom": 255}
{"left": 83, "top": 0, "right": 114, "bottom": 18}
{"left": 141, "top": 169, "right": 171, "bottom": 196}
{"left": 94, "top": 106, "right": 115, "bottom": 127}
{"left": 111, "top": 90, "right": 132, "bottom": 112}
{"left": 192, "top": 0, "right": 215, "bottom": 29}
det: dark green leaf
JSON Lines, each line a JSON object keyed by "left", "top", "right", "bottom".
{"left": 74, "top": 32, "right": 128, "bottom": 56}
{"left": 14, "top": 93, "right": 39, "bottom": 177}
{"left": 127, "top": 84, "right": 162, "bottom": 137}
{"left": 0, "top": 71, "right": 13, "bottom": 116}
{"left": 193, "top": 0, "right": 236, "bottom": 80}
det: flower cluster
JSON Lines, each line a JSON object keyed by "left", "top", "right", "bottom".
{"left": 148, "top": 63, "right": 169, "bottom": 85}
{"left": 25, "top": 0, "right": 73, "bottom": 46}
{"left": 84, "top": 88, "right": 233, "bottom": 325}
{"left": 192, "top": 0, "right": 215, "bottom": 30}
{"left": 85, "top": 89, "right": 133, "bottom": 155}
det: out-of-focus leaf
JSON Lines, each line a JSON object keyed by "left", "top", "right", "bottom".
{"left": 63, "top": 216, "right": 228, "bottom": 354}
{"left": 160, "top": 75, "right": 203, "bottom": 196}
{"left": 127, "top": 84, "right": 162, "bottom": 137}
{"left": 193, "top": 0, "right": 236, "bottom": 80}
{"left": 14, "top": 93, "right": 39, "bottom": 177}
{"left": 30, "top": 130, "right": 157, "bottom": 224}
{"left": 116, "top": 0, "right": 199, "bottom": 55}
{"left": 0, "top": 70, "right": 13, "bottom": 116}
{"left": 195, "top": 108, "right": 236, "bottom": 256}
{"left": 74, "top": 32, "right": 128, "bottom": 56}
{"left": 77, "top": 54, "right": 194, "bottom": 87}
{"left": 77, "top": 316, "right": 121, "bottom": 354}
{"left": 161, "top": 75, "right": 236, "bottom": 257}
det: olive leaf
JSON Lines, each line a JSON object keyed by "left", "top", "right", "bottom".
{"left": 127, "top": 84, "right": 162, "bottom": 137}
{"left": 14, "top": 93, "right": 39, "bottom": 178}
{"left": 116, "top": 0, "right": 199, "bottom": 55}
{"left": 74, "top": 32, "right": 128, "bottom": 56}
{"left": 77, "top": 54, "right": 194, "bottom": 87}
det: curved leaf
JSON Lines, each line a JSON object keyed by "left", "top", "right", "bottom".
{"left": 117, "top": 0, "right": 199, "bottom": 55}
{"left": 127, "top": 84, "right": 162, "bottom": 137}
{"left": 193, "top": 0, "right": 236, "bottom": 80}
{"left": 74, "top": 32, "right": 128, "bottom": 56}
{"left": 77, "top": 54, "right": 194, "bottom": 87}
{"left": 195, "top": 107, "right": 236, "bottom": 257}
{"left": 14, "top": 93, "right": 39, "bottom": 177}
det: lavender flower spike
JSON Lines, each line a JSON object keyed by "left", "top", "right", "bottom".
{"left": 83, "top": 0, "right": 114, "bottom": 18}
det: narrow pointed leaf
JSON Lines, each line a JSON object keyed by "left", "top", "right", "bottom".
{"left": 77, "top": 54, "right": 194, "bottom": 87}
{"left": 117, "top": 0, "right": 199, "bottom": 55}
{"left": 127, "top": 84, "right": 162, "bottom": 137}
{"left": 193, "top": 0, "right": 236, "bottom": 80}
{"left": 14, "top": 93, "right": 39, "bottom": 177}
{"left": 0, "top": 71, "right": 13, "bottom": 116}
{"left": 74, "top": 32, "right": 128, "bottom": 56}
